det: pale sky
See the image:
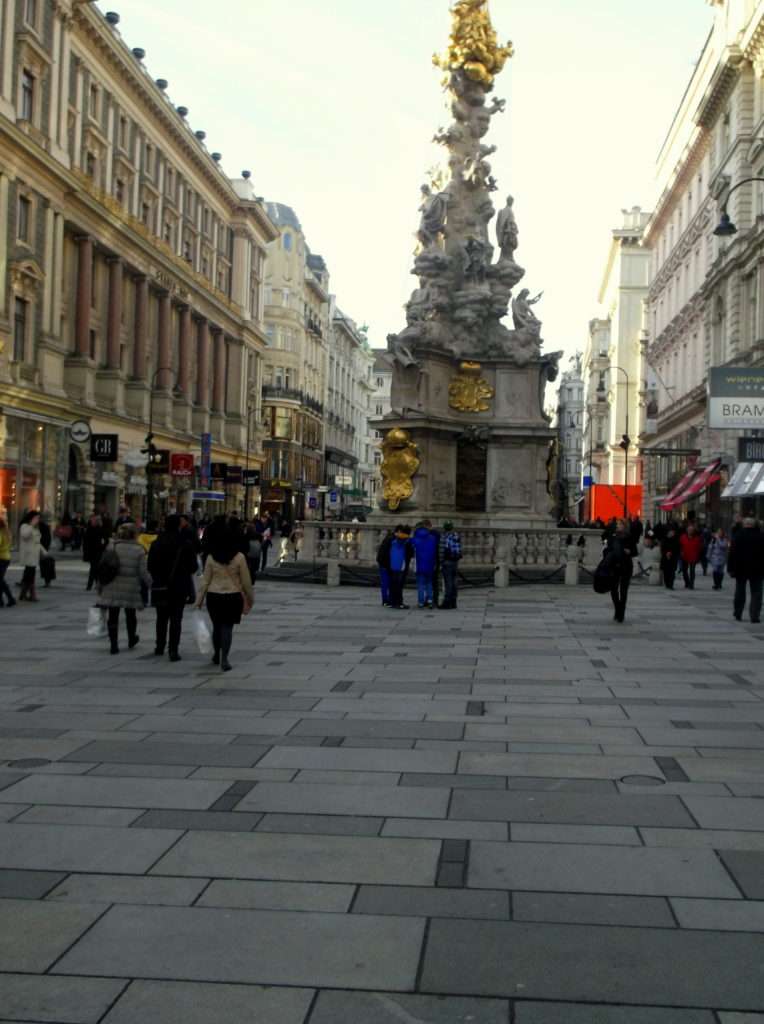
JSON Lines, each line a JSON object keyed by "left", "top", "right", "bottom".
{"left": 97, "top": 0, "right": 711, "bottom": 366}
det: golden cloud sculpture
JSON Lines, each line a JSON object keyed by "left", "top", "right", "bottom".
{"left": 381, "top": 428, "right": 420, "bottom": 511}
{"left": 433, "top": 0, "right": 514, "bottom": 88}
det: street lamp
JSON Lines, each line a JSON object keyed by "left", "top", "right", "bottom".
{"left": 142, "top": 365, "right": 174, "bottom": 525}
{"left": 713, "top": 177, "right": 764, "bottom": 236}
{"left": 609, "top": 365, "right": 631, "bottom": 518}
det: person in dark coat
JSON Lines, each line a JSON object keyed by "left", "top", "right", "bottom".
{"left": 376, "top": 530, "right": 393, "bottom": 607}
{"left": 38, "top": 514, "right": 55, "bottom": 587}
{"left": 604, "top": 518, "right": 638, "bottom": 623}
{"left": 660, "top": 526, "right": 680, "bottom": 590}
{"left": 388, "top": 525, "right": 414, "bottom": 610}
{"left": 728, "top": 518, "right": 764, "bottom": 624}
{"left": 412, "top": 521, "right": 438, "bottom": 608}
{"left": 148, "top": 515, "right": 198, "bottom": 661}
{"left": 83, "top": 514, "right": 107, "bottom": 591}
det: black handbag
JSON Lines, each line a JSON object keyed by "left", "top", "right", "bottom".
{"left": 592, "top": 553, "right": 615, "bottom": 594}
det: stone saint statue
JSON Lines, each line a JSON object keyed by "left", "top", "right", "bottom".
{"left": 496, "top": 195, "right": 518, "bottom": 261}
{"left": 417, "top": 185, "right": 449, "bottom": 248}
{"left": 512, "top": 288, "right": 543, "bottom": 334}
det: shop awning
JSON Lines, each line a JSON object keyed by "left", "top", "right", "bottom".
{"left": 659, "top": 459, "right": 721, "bottom": 511}
{"left": 722, "top": 461, "right": 764, "bottom": 499}
{"left": 657, "top": 468, "right": 699, "bottom": 510}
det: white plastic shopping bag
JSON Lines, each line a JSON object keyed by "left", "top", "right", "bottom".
{"left": 193, "top": 610, "right": 213, "bottom": 655}
{"left": 86, "top": 606, "right": 107, "bottom": 638}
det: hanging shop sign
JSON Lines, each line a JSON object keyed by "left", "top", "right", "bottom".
{"left": 200, "top": 433, "right": 212, "bottom": 488}
{"left": 89, "top": 434, "right": 119, "bottom": 462}
{"left": 226, "top": 466, "right": 243, "bottom": 485}
{"left": 125, "top": 447, "right": 149, "bottom": 469}
{"left": 243, "top": 469, "right": 261, "bottom": 486}
{"left": 69, "top": 419, "right": 91, "bottom": 444}
{"left": 708, "top": 367, "right": 764, "bottom": 429}
{"left": 170, "top": 452, "right": 195, "bottom": 478}
{"left": 210, "top": 462, "right": 228, "bottom": 480}
{"left": 191, "top": 490, "right": 226, "bottom": 502}
{"left": 738, "top": 437, "right": 764, "bottom": 463}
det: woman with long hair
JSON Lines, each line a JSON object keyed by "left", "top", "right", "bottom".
{"left": 196, "top": 523, "right": 253, "bottom": 672}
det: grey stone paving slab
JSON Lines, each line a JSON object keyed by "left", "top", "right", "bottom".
{"left": 719, "top": 851, "right": 764, "bottom": 898}
{"left": 640, "top": 828, "right": 764, "bottom": 851}
{"left": 678, "top": 758, "right": 764, "bottom": 783}
{"left": 290, "top": 718, "right": 464, "bottom": 739}
{"left": 0, "top": 898, "right": 106, "bottom": 971}
{"left": 382, "top": 818, "right": 508, "bottom": 841}
{"left": 62, "top": 740, "right": 269, "bottom": 768}
{"left": 46, "top": 873, "right": 207, "bottom": 906}
{"left": 420, "top": 918, "right": 764, "bottom": 1006}
{"left": 189, "top": 767, "right": 296, "bottom": 782}
{"left": 718, "top": 1015, "right": 764, "bottom": 1023}
{"left": 0, "top": 803, "right": 26, "bottom": 821}
{"left": 256, "top": 813, "right": 383, "bottom": 836}
{"left": 511, "top": 823, "right": 641, "bottom": 845}
{"left": 122, "top": 714, "right": 299, "bottom": 735}
{"left": 506, "top": 777, "right": 617, "bottom": 792}
{"left": 197, "top": 878, "right": 354, "bottom": 912}
{"left": 469, "top": 841, "right": 740, "bottom": 897}
{"left": 0, "top": 822, "right": 181, "bottom": 873}
{"left": 238, "top": 781, "right": 450, "bottom": 819}
{"left": 639, "top": 727, "right": 764, "bottom": 748}
{"left": 101, "top": 979, "right": 314, "bottom": 1024}
{"left": 672, "top": 897, "right": 764, "bottom": 931}
{"left": 514, "top": 1004, "right": 715, "bottom": 1023}
{"left": 0, "top": 737, "right": 95, "bottom": 762}
{"left": 309, "top": 991, "right": 509, "bottom": 1023}
{"left": 0, "top": 868, "right": 65, "bottom": 898}
{"left": 0, "top": 774, "right": 231, "bottom": 809}
{"left": 459, "top": 752, "right": 660, "bottom": 780}
{"left": 13, "top": 804, "right": 144, "bottom": 827}
{"left": 683, "top": 796, "right": 764, "bottom": 831}
{"left": 400, "top": 772, "right": 507, "bottom": 789}
{"left": 353, "top": 884, "right": 508, "bottom": 920}
{"left": 450, "top": 790, "right": 695, "bottom": 826}
{"left": 294, "top": 769, "right": 401, "bottom": 785}
{"left": 513, "top": 891, "right": 675, "bottom": 928}
{"left": 131, "top": 809, "right": 262, "bottom": 832}
{"left": 0, "top": 973, "right": 126, "bottom": 1024}
{"left": 257, "top": 746, "right": 458, "bottom": 773}
{"left": 152, "top": 829, "right": 440, "bottom": 885}
{"left": 54, "top": 904, "right": 425, "bottom": 990}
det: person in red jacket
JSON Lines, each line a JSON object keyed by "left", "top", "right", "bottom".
{"left": 679, "top": 523, "right": 704, "bottom": 590}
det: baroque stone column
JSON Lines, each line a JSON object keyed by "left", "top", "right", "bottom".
{"left": 156, "top": 290, "right": 172, "bottom": 388}
{"left": 106, "top": 257, "right": 123, "bottom": 371}
{"left": 212, "top": 328, "right": 226, "bottom": 412}
{"left": 132, "top": 275, "right": 148, "bottom": 380}
{"left": 195, "top": 317, "right": 210, "bottom": 407}
{"left": 74, "top": 235, "right": 92, "bottom": 357}
{"left": 177, "top": 304, "right": 192, "bottom": 397}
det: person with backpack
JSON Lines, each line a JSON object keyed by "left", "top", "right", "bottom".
{"left": 97, "top": 522, "right": 152, "bottom": 655}
{"left": 388, "top": 525, "right": 414, "bottom": 610}
{"left": 440, "top": 521, "right": 462, "bottom": 610}
{"left": 603, "top": 517, "right": 637, "bottom": 622}
{"left": 147, "top": 515, "right": 198, "bottom": 662}
{"left": 412, "top": 520, "right": 438, "bottom": 608}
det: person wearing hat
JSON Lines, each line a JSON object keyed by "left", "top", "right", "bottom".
{"left": 439, "top": 521, "right": 462, "bottom": 609}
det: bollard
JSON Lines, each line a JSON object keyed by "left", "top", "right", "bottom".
{"left": 326, "top": 559, "right": 341, "bottom": 587}
{"left": 494, "top": 562, "right": 509, "bottom": 588}
{"left": 565, "top": 545, "right": 580, "bottom": 586}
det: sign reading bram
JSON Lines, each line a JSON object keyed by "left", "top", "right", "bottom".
{"left": 89, "top": 434, "right": 118, "bottom": 462}
{"left": 708, "top": 367, "right": 764, "bottom": 428}
{"left": 170, "top": 452, "right": 194, "bottom": 478}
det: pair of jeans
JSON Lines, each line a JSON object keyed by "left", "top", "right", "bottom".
{"left": 389, "top": 569, "right": 407, "bottom": 608}
{"left": 416, "top": 572, "right": 434, "bottom": 606}
{"left": 663, "top": 562, "right": 677, "bottom": 589}
{"left": 682, "top": 562, "right": 697, "bottom": 588}
{"left": 379, "top": 567, "right": 391, "bottom": 605}
{"left": 107, "top": 607, "right": 137, "bottom": 649}
{"left": 712, "top": 569, "right": 724, "bottom": 589}
{"left": 0, "top": 560, "right": 13, "bottom": 605}
{"left": 734, "top": 576, "right": 763, "bottom": 622}
{"left": 155, "top": 600, "right": 185, "bottom": 654}
{"left": 610, "top": 572, "right": 631, "bottom": 621}
{"left": 441, "top": 561, "right": 458, "bottom": 607}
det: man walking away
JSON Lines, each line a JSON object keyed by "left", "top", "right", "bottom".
{"left": 728, "top": 518, "right": 764, "bottom": 623}
{"left": 376, "top": 529, "right": 393, "bottom": 607}
{"left": 440, "top": 521, "right": 462, "bottom": 610}
{"left": 660, "top": 526, "right": 680, "bottom": 590}
{"left": 83, "top": 513, "right": 107, "bottom": 591}
{"left": 679, "top": 523, "right": 703, "bottom": 590}
{"left": 389, "top": 525, "right": 414, "bottom": 609}
{"left": 708, "top": 528, "right": 729, "bottom": 591}
{"left": 148, "top": 515, "right": 198, "bottom": 661}
{"left": 413, "top": 520, "right": 438, "bottom": 608}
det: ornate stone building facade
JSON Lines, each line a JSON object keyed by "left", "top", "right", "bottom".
{"left": 642, "top": 0, "right": 764, "bottom": 521}
{"left": 370, "top": 349, "right": 394, "bottom": 505}
{"left": 555, "top": 354, "right": 585, "bottom": 520}
{"left": 0, "top": 1, "right": 277, "bottom": 532}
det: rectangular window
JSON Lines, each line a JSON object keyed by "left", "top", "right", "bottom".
{"left": 141, "top": 202, "right": 151, "bottom": 228}
{"left": 275, "top": 409, "right": 292, "bottom": 439}
{"left": 89, "top": 329, "right": 97, "bottom": 360}
{"left": 13, "top": 298, "right": 27, "bottom": 361}
{"left": 24, "top": 0, "right": 37, "bottom": 27}
{"left": 17, "top": 195, "right": 30, "bottom": 242}
{"left": 21, "top": 70, "right": 35, "bottom": 121}
{"left": 284, "top": 368, "right": 292, "bottom": 389}
{"left": 114, "top": 179, "right": 126, "bottom": 205}
{"left": 274, "top": 366, "right": 284, "bottom": 388}
{"left": 89, "top": 83, "right": 99, "bottom": 120}
{"left": 119, "top": 116, "right": 128, "bottom": 150}
{"left": 375, "top": 403, "right": 383, "bottom": 415}
{"left": 85, "top": 151, "right": 96, "bottom": 179}
{"left": 145, "top": 143, "right": 154, "bottom": 176}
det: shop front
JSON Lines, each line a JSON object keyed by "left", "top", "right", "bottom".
{"left": 0, "top": 408, "right": 69, "bottom": 538}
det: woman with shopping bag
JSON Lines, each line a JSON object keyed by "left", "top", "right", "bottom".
{"left": 195, "top": 522, "right": 253, "bottom": 672}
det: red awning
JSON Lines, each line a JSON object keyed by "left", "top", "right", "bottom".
{"left": 659, "top": 459, "right": 721, "bottom": 511}
{"left": 658, "top": 469, "right": 698, "bottom": 510}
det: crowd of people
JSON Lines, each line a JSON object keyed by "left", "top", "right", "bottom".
{"left": 376, "top": 520, "right": 463, "bottom": 610}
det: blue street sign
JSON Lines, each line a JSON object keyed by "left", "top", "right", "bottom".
{"left": 583, "top": 475, "right": 593, "bottom": 488}
{"left": 329, "top": 490, "right": 338, "bottom": 502}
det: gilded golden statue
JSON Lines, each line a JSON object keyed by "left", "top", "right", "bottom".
{"left": 449, "top": 361, "right": 495, "bottom": 413}
{"left": 380, "top": 428, "right": 420, "bottom": 511}
{"left": 433, "top": 0, "right": 514, "bottom": 88}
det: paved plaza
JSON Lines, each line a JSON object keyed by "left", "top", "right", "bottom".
{"left": 1, "top": 559, "right": 764, "bottom": 1021}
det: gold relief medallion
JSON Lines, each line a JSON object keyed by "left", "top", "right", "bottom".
{"left": 380, "top": 428, "right": 420, "bottom": 511}
{"left": 449, "top": 361, "right": 494, "bottom": 413}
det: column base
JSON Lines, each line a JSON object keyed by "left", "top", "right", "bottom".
{"left": 64, "top": 355, "right": 96, "bottom": 406}
{"left": 210, "top": 412, "right": 226, "bottom": 447}
{"left": 151, "top": 390, "right": 174, "bottom": 430}
{"left": 125, "top": 380, "right": 150, "bottom": 424}
{"left": 173, "top": 396, "right": 193, "bottom": 435}
{"left": 95, "top": 368, "right": 125, "bottom": 415}
{"left": 192, "top": 406, "right": 210, "bottom": 436}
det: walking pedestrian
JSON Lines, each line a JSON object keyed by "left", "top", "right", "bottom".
{"left": 147, "top": 515, "right": 198, "bottom": 662}
{"left": 413, "top": 520, "right": 438, "bottom": 608}
{"left": 196, "top": 524, "right": 253, "bottom": 672}
{"left": 679, "top": 523, "right": 703, "bottom": 589}
{"left": 18, "top": 510, "right": 43, "bottom": 602}
{"left": 440, "top": 521, "right": 462, "bottom": 610}
{"left": 728, "top": 518, "right": 764, "bottom": 624}
{"left": 0, "top": 514, "right": 16, "bottom": 608}
{"left": 708, "top": 528, "right": 729, "bottom": 590}
{"left": 38, "top": 513, "right": 56, "bottom": 588}
{"left": 245, "top": 521, "right": 262, "bottom": 584}
{"left": 83, "top": 513, "right": 107, "bottom": 591}
{"left": 389, "top": 525, "right": 414, "bottom": 610}
{"left": 604, "top": 517, "right": 637, "bottom": 623}
{"left": 97, "top": 523, "right": 151, "bottom": 654}
{"left": 660, "top": 526, "right": 680, "bottom": 590}
{"left": 376, "top": 529, "right": 393, "bottom": 607}
{"left": 289, "top": 522, "right": 304, "bottom": 562}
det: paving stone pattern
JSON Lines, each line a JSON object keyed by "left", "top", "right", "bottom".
{"left": 1, "top": 557, "right": 764, "bottom": 1018}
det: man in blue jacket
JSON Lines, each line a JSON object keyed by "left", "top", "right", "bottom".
{"left": 389, "top": 525, "right": 414, "bottom": 610}
{"left": 413, "top": 520, "right": 438, "bottom": 608}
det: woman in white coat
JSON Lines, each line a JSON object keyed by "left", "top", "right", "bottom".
{"left": 18, "top": 510, "right": 43, "bottom": 602}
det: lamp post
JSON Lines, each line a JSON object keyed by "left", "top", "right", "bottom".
{"left": 713, "top": 177, "right": 764, "bottom": 236}
{"left": 609, "top": 365, "right": 631, "bottom": 518}
{"left": 143, "top": 365, "right": 174, "bottom": 525}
